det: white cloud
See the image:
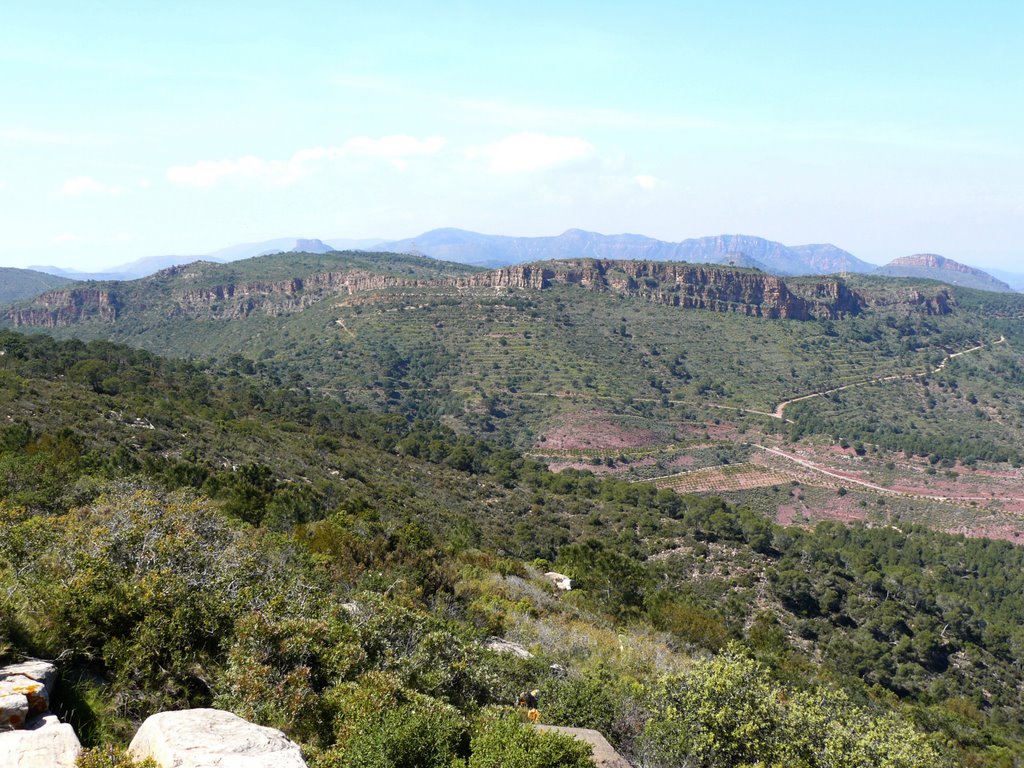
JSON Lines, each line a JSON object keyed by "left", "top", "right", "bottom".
{"left": 51, "top": 233, "right": 80, "bottom": 244}
{"left": 60, "top": 176, "right": 121, "bottom": 197}
{"left": 466, "top": 132, "right": 595, "bottom": 174}
{"left": 634, "top": 174, "right": 661, "bottom": 190}
{"left": 166, "top": 135, "right": 447, "bottom": 187}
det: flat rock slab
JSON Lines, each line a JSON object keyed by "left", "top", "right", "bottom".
{"left": 129, "top": 708, "right": 307, "bottom": 768}
{"left": 0, "top": 661, "right": 58, "bottom": 730}
{"left": 533, "top": 724, "right": 633, "bottom": 768}
{"left": 0, "top": 713, "right": 82, "bottom": 768}
{"left": 483, "top": 637, "right": 534, "bottom": 659}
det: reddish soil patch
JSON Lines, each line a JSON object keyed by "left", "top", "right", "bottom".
{"left": 539, "top": 410, "right": 662, "bottom": 450}
{"left": 776, "top": 505, "right": 800, "bottom": 525}
{"left": 799, "top": 500, "right": 872, "bottom": 524}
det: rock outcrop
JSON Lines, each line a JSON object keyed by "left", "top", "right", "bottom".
{"left": 5, "top": 256, "right": 962, "bottom": 330}
{"left": 5, "top": 288, "right": 120, "bottom": 327}
{"left": 0, "top": 660, "right": 81, "bottom": 767}
{"left": 0, "top": 661, "right": 58, "bottom": 730}
{"left": 545, "top": 572, "right": 574, "bottom": 591}
{"left": 454, "top": 260, "right": 863, "bottom": 319}
{"left": 0, "top": 713, "right": 82, "bottom": 768}
{"left": 128, "top": 708, "right": 307, "bottom": 768}
{"left": 484, "top": 637, "right": 534, "bottom": 659}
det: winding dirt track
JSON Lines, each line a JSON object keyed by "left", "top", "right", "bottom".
{"left": 771, "top": 336, "right": 1005, "bottom": 419}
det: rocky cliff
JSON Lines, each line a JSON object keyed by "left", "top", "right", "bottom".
{"left": 5, "top": 288, "right": 120, "bottom": 327}
{"left": 452, "top": 260, "right": 864, "bottom": 319}
{"left": 3, "top": 258, "right": 958, "bottom": 329}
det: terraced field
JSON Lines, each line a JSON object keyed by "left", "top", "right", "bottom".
{"left": 650, "top": 462, "right": 809, "bottom": 494}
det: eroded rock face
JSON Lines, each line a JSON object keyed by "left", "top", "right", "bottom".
{"left": 0, "top": 713, "right": 82, "bottom": 768}
{"left": 128, "top": 708, "right": 307, "bottom": 768}
{"left": 0, "top": 661, "right": 58, "bottom": 730}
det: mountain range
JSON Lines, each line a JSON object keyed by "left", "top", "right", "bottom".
{"left": 14, "top": 228, "right": 1020, "bottom": 294}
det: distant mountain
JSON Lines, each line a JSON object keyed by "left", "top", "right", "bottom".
{"left": 787, "top": 243, "right": 877, "bottom": 274}
{"left": 0, "top": 268, "right": 73, "bottom": 304}
{"left": 207, "top": 237, "right": 384, "bottom": 262}
{"left": 988, "top": 268, "right": 1024, "bottom": 292}
{"left": 876, "top": 254, "right": 1013, "bottom": 292}
{"left": 28, "top": 237, "right": 387, "bottom": 283}
{"left": 373, "top": 229, "right": 875, "bottom": 275}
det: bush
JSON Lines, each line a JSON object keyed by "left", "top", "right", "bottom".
{"left": 468, "top": 714, "right": 592, "bottom": 768}
{"left": 639, "top": 647, "right": 949, "bottom": 768}
{"left": 316, "top": 673, "right": 468, "bottom": 768}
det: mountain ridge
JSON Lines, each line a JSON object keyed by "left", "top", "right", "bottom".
{"left": 877, "top": 253, "right": 1012, "bottom": 292}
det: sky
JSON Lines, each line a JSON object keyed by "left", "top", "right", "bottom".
{"left": 1, "top": 1, "right": 1022, "bottom": 272}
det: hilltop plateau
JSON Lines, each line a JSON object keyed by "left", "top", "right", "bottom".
{"left": 877, "top": 254, "right": 1013, "bottom": 292}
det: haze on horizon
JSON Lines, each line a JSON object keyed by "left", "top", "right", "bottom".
{"left": 1, "top": 1, "right": 1021, "bottom": 273}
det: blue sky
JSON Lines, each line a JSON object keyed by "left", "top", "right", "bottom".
{"left": 1, "top": 1, "right": 1021, "bottom": 271}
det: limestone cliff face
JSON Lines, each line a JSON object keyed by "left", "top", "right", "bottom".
{"left": 452, "top": 260, "right": 863, "bottom": 320}
{"left": 864, "top": 287, "right": 955, "bottom": 316}
{"left": 5, "top": 288, "right": 120, "bottom": 327}
{"left": 4, "top": 259, "right": 953, "bottom": 328}
{"left": 167, "top": 271, "right": 421, "bottom": 319}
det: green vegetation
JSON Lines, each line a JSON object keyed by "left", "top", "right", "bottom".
{"left": 2, "top": 254, "right": 1024, "bottom": 767}
{"left": 0, "top": 267, "right": 72, "bottom": 304}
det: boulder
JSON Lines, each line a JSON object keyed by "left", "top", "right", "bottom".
{"left": 484, "top": 637, "right": 533, "bottom": 659}
{"left": 0, "top": 661, "right": 58, "bottom": 729}
{"left": 128, "top": 708, "right": 307, "bottom": 768}
{"left": 0, "top": 713, "right": 82, "bottom": 768}
{"left": 534, "top": 724, "right": 632, "bottom": 768}
{"left": 0, "top": 693, "right": 29, "bottom": 731}
{"left": 544, "top": 571, "right": 573, "bottom": 591}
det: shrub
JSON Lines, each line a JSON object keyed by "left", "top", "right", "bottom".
{"left": 468, "top": 714, "right": 592, "bottom": 768}
{"left": 316, "top": 672, "right": 468, "bottom": 768}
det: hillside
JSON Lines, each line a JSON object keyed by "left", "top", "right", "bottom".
{"left": 877, "top": 254, "right": 1013, "bottom": 292}
{"left": 0, "top": 267, "right": 72, "bottom": 305}
{"left": 3, "top": 331, "right": 1024, "bottom": 765}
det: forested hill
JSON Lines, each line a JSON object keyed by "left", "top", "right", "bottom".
{"left": 0, "top": 266, "right": 73, "bottom": 304}
{"left": 1, "top": 331, "right": 1024, "bottom": 765}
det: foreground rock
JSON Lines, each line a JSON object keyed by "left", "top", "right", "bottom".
{"left": 0, "top": 713, "right": 82, "bottom": 767}
{"left": 129, "top": 708, "right": 307, "bottom": 768}
{"left": 0, "top": 661, "right": 58, "bottom": 730}
{"left": 534, "top": 724, "right": 632, "bottom": 768}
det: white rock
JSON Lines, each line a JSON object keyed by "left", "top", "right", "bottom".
{"left": 0, "top": 713, "right": 82, "bottom": 768}
{"left": 484, "top": 637, "right": 534, "bottom": 659}
{"left": 128, "top": 708, "right": 307, "bottom": 768}
{"left": 544, "top": 571, "right": 573, "bottom": 591}
{"left": 0, "top": 661, "right": 57, "bottom": 724}
{"left": 0, "top": 693, "right": 29, "bottom": 731}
